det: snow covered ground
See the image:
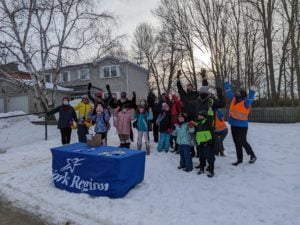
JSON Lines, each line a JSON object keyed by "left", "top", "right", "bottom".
{"left": 0, "top": 114, "right": 300, "bottom": 225}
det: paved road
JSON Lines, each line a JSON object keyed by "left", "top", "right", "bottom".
{"left": 0, "top": 200, "right": 46, "bottom": 225}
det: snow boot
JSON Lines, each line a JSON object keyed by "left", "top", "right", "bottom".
{"left": 183, "top": 168, "right": 192, "bottom": 172}
{"left": 146, "top": 145, "right": 150, "bottom": 155}
{"left": 249, "top": 156, "right": 257, "bottom": 164}
{"left": 178, "top": 166, "right": 184, "bottom": 169}
{"left": 195, "top": 164, "right": 201, "bottom": 169}
{"left": 220, "top": 151, "right": 225, "bottom": 157}
{"left": 197, "top": 169, "right": 204, "bottom": 175}
{"left": 137, "top": 144, "right": 142, "bottom": 150}
{"left": 207, "top": 171, "right": 214, "bottom": 178}
{"left": 232, "top": 161, "right": 243, "bottom": 166}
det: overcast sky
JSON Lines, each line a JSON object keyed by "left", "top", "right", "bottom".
{"left": 102, "top": 0, "right": 160, "bottom": 39}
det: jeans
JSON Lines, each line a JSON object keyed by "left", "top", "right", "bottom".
{"left": 157, "top": 132, "right": 170, "bottom": 152}
{"left": 179, "top": 144, "right": 193, "bottom": 170}
{"left": 231, "top": 126, "right": 255, "bottom": 161}
{"left": 197, "top": 143, "right": 215, "bottom": 172}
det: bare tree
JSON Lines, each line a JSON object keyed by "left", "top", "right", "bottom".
{"left": 0, "top": 0, "right": 114, "bottom": 112}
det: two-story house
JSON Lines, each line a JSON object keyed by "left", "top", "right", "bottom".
{"left": 44, "top": 56, "right": 149, "bottom": 100}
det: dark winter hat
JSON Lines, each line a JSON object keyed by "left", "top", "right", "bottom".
{"left": 199, "top": 86, "right": 209, "bottom": 94}
{"left": 177, "top": 113, "right": 186, "bottom": 119}
{"left": 121, "top": 92, "right": 127, "bottom": 98}
{"left": 198, "top": 110, "right": 208, "bottom": 117}
{"left": 238, "top": 89, "right": 247, "bottom": 98}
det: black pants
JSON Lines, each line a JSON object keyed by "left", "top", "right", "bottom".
{"left": 153, "top": 123, "right": 159, "bottom": 143}
{"left": 231, "top": 126, "right": 255, "bottom": 161}
{"left": 60, "top": 127, "right": 72, "bottom": 145}
{"left": 197, "top": 143, "right": 215, "bottom": 172}
{"left": 77, "top": 124, "right": 89, "bottom": 143}
{"left": 214, "top": 131, "right": 228, "bottom": 155}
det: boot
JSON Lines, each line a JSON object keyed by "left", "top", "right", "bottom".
{"left": 197, "top": 169, "right": 204, "bottom": 175}
{"left": 125, "top": 143, "right": 130, "bottom": 149}
{"left": 119, "top": 143, "right": 125, "bottom": 148}
{"left": 137, "top": 144, "right": 142, "bottom": 150}
{"left": 220, "top": 151, "right": 225, "bottom": 157}
{"left": 232, "top": 161, "right": 243, "bottom": 166}
{"left": 207, "top": 171, "right": 214, "bottom": 178}
{"left": 146, "top": 145, "right": 150, "bottom": 155}
{"left": 249, "top": 155, "right": 257, "bottom": 164}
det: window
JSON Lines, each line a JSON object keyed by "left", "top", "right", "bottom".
{"left": 60, "top": 71, "right": 70, "bottom": 82}
{"left": 45, "top": 73, "right": 52, "bottom": 83}
{"left": 78, "top": 69, "right": 89, "bottom": 80}
{"left": 100, "top": 65, "right": 120, "bottom": 78}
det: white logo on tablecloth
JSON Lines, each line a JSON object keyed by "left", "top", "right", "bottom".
{"left": 53, "top": 157, "right": 109, "bottom": 192}
{"left": 60, "top": 158, "right": 85, "bottom": 173}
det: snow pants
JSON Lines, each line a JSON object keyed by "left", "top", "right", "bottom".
{"left": 60, "top": 127, "right": 72, "bottom": 145}
{"left": 197, "top": 143, "right": 215, "bottom": 172}
{"left": 231, "top": 126, "right": 255, "bottom": 162}
{"left": 152, "top": 123, "right": 159, "bottom": 143}
{"left": 179, "top": 144, "right": 193, "bottom": 171}
{"left": 157, "top": 132, "right": 170, "bottom": 152}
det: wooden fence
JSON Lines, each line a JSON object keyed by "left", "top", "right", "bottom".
{"left": 221, "top": 107, "right": 300, "bottom": 123}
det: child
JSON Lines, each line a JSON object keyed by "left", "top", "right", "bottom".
{"left": 173, "top": 113, "right": 195, "bottom": 172}
{"left": 194, "top": 108, "right": 215, "bottom": 177}
{"left": 156, "top": 103, "right": 172, "bottom": 153}
{"left": 114, "top": 103, "right": 133, "bottom": 148}
{"left": 132, "top": 104, "right": 153, "bottom": 155}
{"left": 214, "top": 109, "right": 228, "bottom": 156}
{"left": 88, "top": 103, "right": 110, "bottom": 145}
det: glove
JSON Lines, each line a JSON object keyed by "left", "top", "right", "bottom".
{"left": 250, "top": 85, "right": 257, "bottom": 92}
{"left": 177, "top": 70, "right": 182, "bottom": 79}
{"left": 167, "top": 128, "right": 173, "bottom": 134}
{"left": 216, "top": 87, "right": 223, "bottom": 97}
{"left": 106, "top": 84, "right": 110, "bottom": 91}
{"left": 88, "top": 83, "right": 92, "bottom": 90}
{"left": 188, "top": 121, "right": 194, "bottom": 128}
{"left": 200, "top": 68, "right": 206, "bottom": 79}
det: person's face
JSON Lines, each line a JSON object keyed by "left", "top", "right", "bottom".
{"left": 235, "top": 91, "right": 241, "bottom": 98}
{"left": 139, "top": 107, "right": 145, "bottom": 113}
{"left": 187, "top": 84, "right": 193, "bottom": 92}
{"left": 198, "top": 114, "right": 205, "bottom": 120}
{"left": 96, "top": 105, "right": 103, "bottom": 114}
{"left": 178, "top": 116, "right": 185, "bottom": 123}
{"left": 63, "top": 99, "right": 69, "bottom": 105}
{"left": 82, "top": 98, "right": 89, "bottom": 104}
{"left": 164, "top": 106, "right": 170, "bottom": 111}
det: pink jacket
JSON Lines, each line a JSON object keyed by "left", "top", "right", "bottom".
{"left": 114, "top": 109, "right": 132, "bottom": 135}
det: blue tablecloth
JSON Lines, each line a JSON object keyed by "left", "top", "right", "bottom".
{"left": 50, "top": 143, "right": 146, "bottom": 198}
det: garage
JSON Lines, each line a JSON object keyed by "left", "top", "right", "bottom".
{"left": 7, "top": 95, "right": 29, "bottom": 113}
{"left": 0, "top": 98, "right": 4, "bottom": 113}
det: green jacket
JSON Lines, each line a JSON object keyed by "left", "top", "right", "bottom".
{"left": 195, "top": 108, "right": 214, "bottom": 145}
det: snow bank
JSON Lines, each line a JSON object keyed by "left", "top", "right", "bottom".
{"left": 0, "top": 122, "right": 300, "bottom": 225}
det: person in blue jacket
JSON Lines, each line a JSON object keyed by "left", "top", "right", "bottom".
{"left": 132, "top": 103, "right": 153, "bottom": 155}
{"left": 224, "top": 80, "right": 257, "bottom": 166}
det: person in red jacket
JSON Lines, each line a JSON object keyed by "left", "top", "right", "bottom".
{"left": 165, "top": 90, "right": 183, "bottom": 153}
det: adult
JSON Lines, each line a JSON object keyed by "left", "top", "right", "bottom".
{"left": 151, "top": 94, "right": 165, "bottom": 143}
{"left": 47, "top": 97, "right": 78, "bottom": 145}
{"left": 73, "top": 96, "right": 93, "bottom": 143}
{"left": 110, "top": 91, "right": 137, "bottom": 110}
{"left": 224, "top": 80, "right": 257, "bottom": 165}
{"left": 87, "top": 83, "right": 112, "bottom": 110}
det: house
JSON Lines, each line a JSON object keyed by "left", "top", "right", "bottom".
{"left": 44, "top": 56, "right": 149, "bottom": 100}
{"left": 0, "top": 63, "right": 73, "bottom": 113}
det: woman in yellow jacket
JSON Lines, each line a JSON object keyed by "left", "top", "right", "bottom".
{"left": 73, "top": 96, "right": 93, "bottom": 143}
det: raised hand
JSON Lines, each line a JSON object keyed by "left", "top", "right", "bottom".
{"left": 200, "top": 68, "right": 207, "bottom": 79}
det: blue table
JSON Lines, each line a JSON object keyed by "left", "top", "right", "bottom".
{"left": 50, "top": 143, "right": 146, "bottom": 198}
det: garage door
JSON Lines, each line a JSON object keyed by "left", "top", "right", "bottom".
{"left": 7, "top": 95, "right": 29, "bottom": 113}
{"left": 0, "top": 98, "right": 4, "bottom": 113}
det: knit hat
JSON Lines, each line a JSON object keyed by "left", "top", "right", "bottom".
{"left": 199, "top": 86, "right": 209, "bottom": 94}
{"left": 62, "top": 96, "right": 70, "bottom": 101}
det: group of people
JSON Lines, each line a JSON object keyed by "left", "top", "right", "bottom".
{"left": 47, "top": 69, "right": 257, "bottom": 178}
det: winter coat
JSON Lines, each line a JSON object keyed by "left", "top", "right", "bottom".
{"left": 89, "top": 111, "right": 110, "bottom": 133}
{"left": 165, "top": 95, "right": 182, "bottom": 125}
{"left": 47, "top": 105, "right": 78, "bottom": 129}
{"left": 156, "top": 110, "right": 172, "bottom": 132}
{"left": 114, "top": 109, "right": 133, "bottom": 135}
{"left": 87, "top": 89, "right": 112, "bottom": 108}
{"left": 132, "top": 111, "right": 153, "bottom": 132}
{"left": 194, "top": 109, "right": 214, "bottom": 145}
{"left": 73, "top": 101, "right": 93, "bottom": 120}
{"left": 173, "top": 122, "right": 195, "bottom": 146}
{"left": 177, "top": 80, "right": 200, "bottom": 121}
{"left": 224, "top": 81, "right": 256, "bottom": 128}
